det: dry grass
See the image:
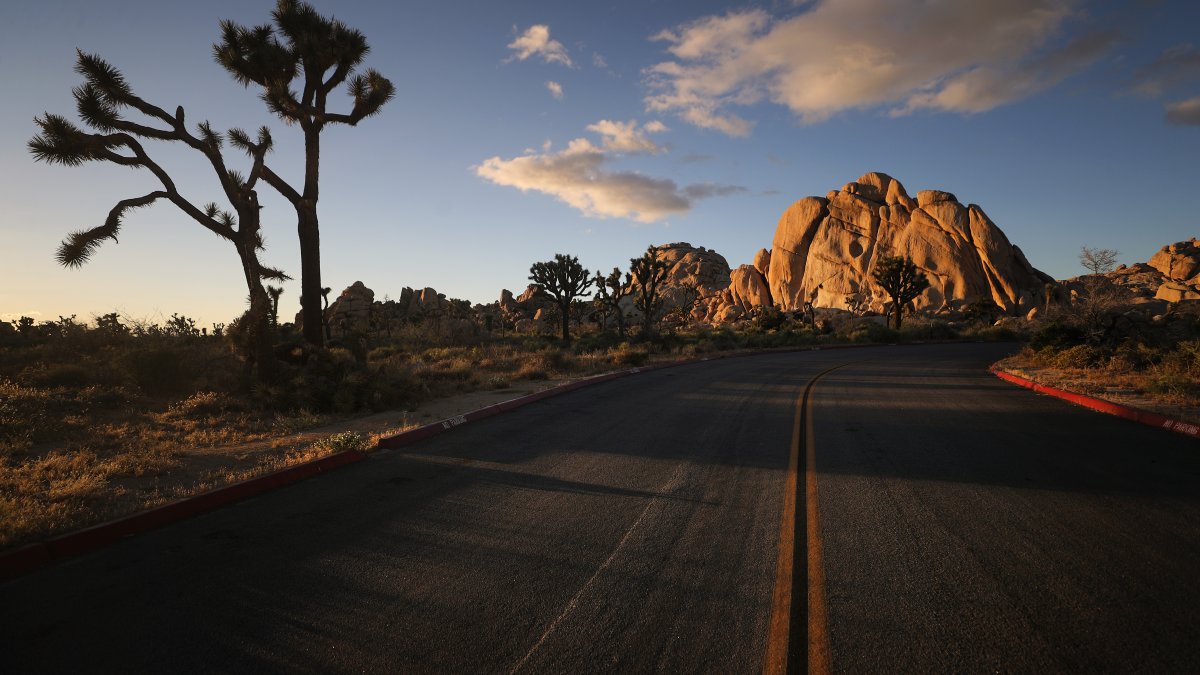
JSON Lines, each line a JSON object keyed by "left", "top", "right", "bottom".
{"left": 0, "top": 334, "right": 657, "bottom": 549}
{"left": 996, "top": 344, "right": 1200, "bottom": 424}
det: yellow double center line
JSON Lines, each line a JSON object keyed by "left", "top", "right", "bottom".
{"left": 765, "top": 362, "right": 855, "bottom": 675}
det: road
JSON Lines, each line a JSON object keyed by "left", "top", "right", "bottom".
{"left": 2, "top": 343, "right": 1199, "bottom": 673}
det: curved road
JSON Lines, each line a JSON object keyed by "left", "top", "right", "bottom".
{"left": 3, "top": 344, "right": 1199, "bottom": 673}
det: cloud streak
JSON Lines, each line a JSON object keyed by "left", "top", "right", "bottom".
{"left": 546, "top": 80, "right": 563, "bottom": 100}
{"left": 475, "top": 121, "right": 742, "bottom": 223}
{"left": 645, "top": 1, "right": 1114, "bottom": 134}
{"left": 1166, "top": 96, "right": 1200, "bottom": 125}
{"left": 1130, "top": 44, "right": 1200, "bottom": 97}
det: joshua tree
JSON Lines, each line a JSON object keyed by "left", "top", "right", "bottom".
{"left": 870, "top": 255, "right": 930, "bottom": 329}
{"left": 214, "top": 0, "right": 395, "bottom": 348}
{"left": 630, "top": 246, "right": 670, "bottom": 335}
{"left": 267, "top": 285, "right": 284, "bottom": 327}
{"left": 529, "top": 254, "right": 594, "bottom": 342}
{"left": 1079, "top": 246, "right": 1119, "bottom": 275}
{"left": 29, "top": 51, "right": 288, "bottom": 382}
{"left": 321, "top": 286, "right": 333, "bottom": 339}
{"left": 593, "top": 267, "right": 632, "bottom": 336}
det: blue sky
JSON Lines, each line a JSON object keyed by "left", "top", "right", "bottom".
{"left": 2, "top": 0, "right": 1198, "bottom": 327}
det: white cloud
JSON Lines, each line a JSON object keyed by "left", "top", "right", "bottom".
{"left": 593, "top": 52, "right": 608, "bottom": 68}
{"left": 646, "top": 1, "right": 1114, "bottom": 134}
{"left": 508, "top": 25, "right": 573, "bottom": 67}
{"left": 546, "top": 80, "right": 564, "bottom": 100}
{"left": 475, "top": 122, "right": 742, "bottom": 223}
{"left": 585, "top": 119, "right": 668, "bottom": 153}
{"left": 1166, "top": 96, "right": 1200, "bottom": 125}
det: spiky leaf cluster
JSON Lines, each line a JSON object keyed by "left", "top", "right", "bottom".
{"left": 213, "top": 0, "right": 393, "bottom": 127}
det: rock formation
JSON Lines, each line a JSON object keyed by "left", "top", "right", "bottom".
{"left": 764, "top": 172, "right": 1051, "bottom": 315}
{"left": 1148, "top": 239, "right": 1200, "bottom": 302}
{"left": 317, "top": 281, "right": 473, "bottom": 337}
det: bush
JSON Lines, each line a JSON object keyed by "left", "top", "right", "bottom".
{"left": 610, "top": 343, "right": 649, "bottom": 366}
{"left": 1051, "top": 344, "right": 1105, "bottom": 369}
{"left": 849, "top": 321, "right": 900, "bottom": 344}
{"left": 1030, "top": 322, "right": 1086, "bottom": 350}
{"left": 312, "top": 431, "right": 367, "bottom": 454}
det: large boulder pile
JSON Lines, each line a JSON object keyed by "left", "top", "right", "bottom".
{"left": 760, "top": 172, "right": 1052, "bottom": 315}
{"left": 319, "top": 281, "right": 470, "bottom": 336}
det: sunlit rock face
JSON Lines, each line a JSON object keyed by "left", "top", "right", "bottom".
{"left": 765, "top": 172, "right": 1052, "bottom": 314}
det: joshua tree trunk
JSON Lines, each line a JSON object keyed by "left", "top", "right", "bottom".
{"left": 298, "top": 203, "right": 323, "bottom": 346}
{"left": 560, "top": 300, "right": 571, "bottom": 343}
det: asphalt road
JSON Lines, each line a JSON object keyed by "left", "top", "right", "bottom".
{"left": 3, "top": 343, "right": 1198, "bottom": 673}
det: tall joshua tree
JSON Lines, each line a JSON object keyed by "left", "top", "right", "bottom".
{"left": 529, "top": 254, "right": 593, "bottom": 343}
{"left": 871, "top": 255, "right": 930, "bottom": 330}
{"left": 214, "top": 0, "right": 395, "bottom": 347}
{"left": 29, "top": 51, "right": 289, "bottom": 381}
{"left": 630, "top": 246, "right": 670, "bottom": 335}
{"left": 593, "top": 267, "right": 632, "bottom": 336}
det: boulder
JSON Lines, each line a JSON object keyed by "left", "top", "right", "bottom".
{"left": 1155, "top": 280, "right": 1200, "bottom": 303}
{"left": 753, "top": 248, "right": 771, "bottom": 278}
{"left": 729, "top": 265, "right": 772, "bottom": 310}
{"left": 325, "top": 281, "right": 374, "bottom": 334}
{"left": 1148, "top": 238, "right": 1200, "bottom": 281}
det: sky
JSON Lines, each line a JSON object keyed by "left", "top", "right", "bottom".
{"left": 2, "top": 0, "right": 1198, "bottom": 328}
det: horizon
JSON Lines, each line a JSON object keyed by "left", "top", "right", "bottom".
{"left": 3, "top": 0, "right": 1199, "bottom": 328}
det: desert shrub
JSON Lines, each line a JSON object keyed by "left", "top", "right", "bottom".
{"left": 1146, "top": 369, "right": 1200, "bottom": 400}
{"left": 1030, "top": 321, "right": 1086, "bottom": 351}
{"left": 1051, "top": 344, "right": 1105, "bottom": 369}
{"left": 750, "top": 306, "right": 787, "bottom": 331}
{"left": 165, "top": 391, "right": 244, "bottom": 418}
{"left": 115, "top": 346, "right": 200, "bottom": 398}
{"left": 312, "top": 431, "right": 367, "bottom": 453}
{"left": 962, "top": 325, "right": 1023, "bottom": 342}
{"left": 849, "top": 321, "right": 900, "bottom": 344}
{"left": 18, "top": 363, "right": 101, "bottom": 389}
{"left": 573, "top": 330, "right": 622, "bottom": 354}
{"left": 698, "top": 327, "right": 742, "bottom": 352}
{"left": 610, "top": 343, "right": 650, "bottom": 366}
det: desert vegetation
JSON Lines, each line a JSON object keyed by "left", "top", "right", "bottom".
{"left": 995, "top": 276, "right": 1200, "bottom": 419}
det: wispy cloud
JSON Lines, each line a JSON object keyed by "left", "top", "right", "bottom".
{"left": 546, "top": 80, "right": 564, "bottom": 100}
{"left": 645, "top": 1, "right": 1114, "bottom": 135}
{"left": 593, "top": 52, "right": 608, "bottom": 69}
{"left": 475, "top": 121, "right": 742, "bottom": 223}
{"left": 1130, "top": 44, "right": 1200, "bottom": 97}
{"left": 1166, "top": 96, "right": 1200, "bottom": 125}
{"left": 508, "top": 25, "right": 573, "bottom": 67}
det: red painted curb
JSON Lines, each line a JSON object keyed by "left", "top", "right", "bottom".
{"left": 993, "top": 369, "right": 1200, "bottom": 439}
{"left": 0, "top": 450, "right": 366, "bottom": 581}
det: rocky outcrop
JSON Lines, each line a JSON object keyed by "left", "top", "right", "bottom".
{"left": 764, "top": 172, "right": 1051, "bottom": 315}
{"left": 317, "top": 281, "right": 473, "bottom": 337}
{"left": 1148, "top": 238, "right": 1200, "bottom": 283}
{"left": 324, "top": 281, "right": 374, "bottom": 332}
{"left": 620, "top": 243, "right": 734, "bottom": 324}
